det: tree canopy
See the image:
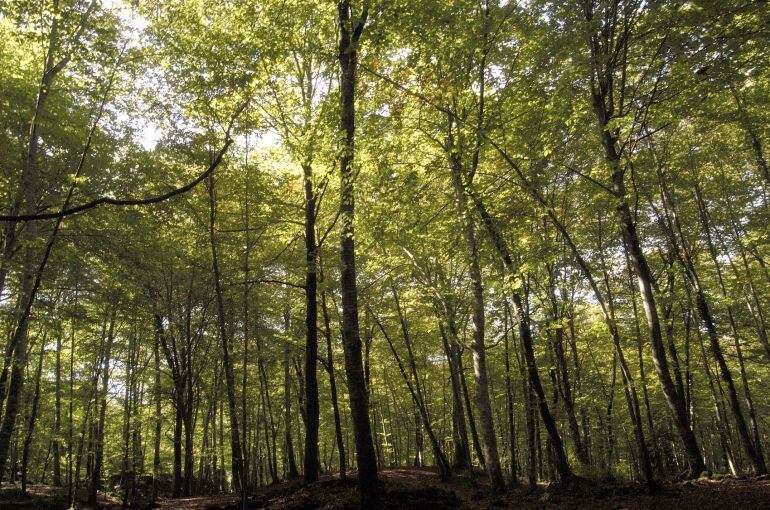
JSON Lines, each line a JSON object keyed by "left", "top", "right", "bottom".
{"left": 0, "top": 0, "right": 768, "bottom": 507}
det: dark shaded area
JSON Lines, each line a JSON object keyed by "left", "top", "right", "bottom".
{"left": 2, "top": 468, "right": 770, "bottom": 509}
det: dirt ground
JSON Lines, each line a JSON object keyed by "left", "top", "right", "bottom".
{"left": 2, "top": 468, "right": 769, "bottom": 509}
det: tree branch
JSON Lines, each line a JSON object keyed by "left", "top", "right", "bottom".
{"left": 0, "top": 99, "right": 250, "bottom": 222}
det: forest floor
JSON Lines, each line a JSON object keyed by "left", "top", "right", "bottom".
{"left": 2, "top": 468, "right": 770, "bottom": 510}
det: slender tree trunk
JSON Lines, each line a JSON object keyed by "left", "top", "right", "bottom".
{"left": 153, "top": 321, "right": 162, "bottom": 503}
{"left": 524, "top": 381, "right": 536, "bottom": 488}
{"left": 68, "top": 310, "right": 76, "bottom": 501}
{"left": 207, "top": 175, "right": 245, "bottom": 491}
{"left": 457, "top": 340, "right": 486, "bottom": 469}
{"left": 255, "top": 321, "right": 279, "bottom": 485}
{"left": 121, "top": 341, "right": 133, "bottom": 506}
{"left": 693, "top": 180, "right": 767, "bottom": 472}
{"left": 545, "top": 271, "right": 589, "bottom": 467}
{"left": 321, "top": 286, "right": 346, "bottom": 479}
{"left": 53, "top": 325, "right": 63, "bottom": 487}
{"left": 131, "top": 378, "right": 143, "bottom": 503}
{"left": 503, "top": 302, "right": 517, "bottom": 484}
{"left": 371, "top": 308, "right": 451, "bottom": 480}
{"left": 71, "top": 318, "right": 107, "bottom": 508}
{"left": 156, "top": 313, "right": 185, "bottom": 497}
{"left": 0, "top": 211, "right": 38, "bottom": 485}
{"left": 183, "top": 362, "right": 194, "bottom": 496}
{"left": 725, "top": 215, "right": 770, "bottom": 364}
{"left": 173, "top": 384, "right": 184, "bottom": 494}
{"left": 728, "top": 82, "right": 770, "bottom": 186}
{"left": 21, "top": 341, "right": 46, "bottom": 494}
{"left": 282, "top": 309, "right": 299, "bottom": 479}
{"left": 242, "top": 156, "right": 252, "bottom": 492}
{"left": 692, "top": 304, "right": 737, "bottom": 475}
{"left": 89, "top": 310, "right": 116, "bottom": 505}
{"left": 581, "top": 0, "right": 704, "bottom": 475}
{"left": 469, "top": 119, "right": 654, "bottom": 485}
{"left": 303, "top": 162, "right": 320, "bottom": 483}
{"left": 464, "top": 180, "right": 572, "bottom": 483}
{"left": 0, "top": 0, "right": 96, "bottom": 479}
{"left": 653, "top": 171, "right": 766, "bottom": 474}
{"left": 439, "top": 322, "right": 471, "bottom": 472}
{"left": 601, "top": 134, "right": 703, "bottom": 476}
{"left": 446, "top": 113, "right": 505, "bottom": 492}
{"left": 337, "top": 2, "right": 379, "bottom": 506}
{"left": 392, "top": 285, "right": 451, "bottom": 477}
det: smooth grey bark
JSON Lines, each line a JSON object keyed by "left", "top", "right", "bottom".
{"left": 463, "top": 177, "right": 573, "bottom": 483}
{"left": 445, "top": 113, "right": 505, "bottom": 492}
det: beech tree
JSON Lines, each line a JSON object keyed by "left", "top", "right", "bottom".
{"left": 0, "top": 0, "right": 768, "bottom": 507}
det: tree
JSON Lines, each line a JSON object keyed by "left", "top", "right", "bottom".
{"left": 337, "top": 1, "right": 380, "bottom": 507}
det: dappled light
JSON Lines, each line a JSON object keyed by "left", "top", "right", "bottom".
{"left": 0, "top": 0, "right": 768, "bottom": 509}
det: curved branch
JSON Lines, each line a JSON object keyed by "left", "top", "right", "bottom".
{"left": 0, "top": 99, "right": 250, "bottom": 222}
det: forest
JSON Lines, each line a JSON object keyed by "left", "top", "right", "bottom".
{"left": 0, "top": 0, "right": 768, "bottom": 509}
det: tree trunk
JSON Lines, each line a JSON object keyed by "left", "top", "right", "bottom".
{"left": 439, "top": 322, "right": 471, "bottom": 471}
{"left": 545, "top": 272, "right": 589, "bottom": 467}
{"left": 337, "top": 2, "right": 379, "bottom": 507}
{"left": 282, "top": 309, "right": 299, "bottom": 479}
{"left": 53, "top": 325, "right": 63, "bottom": 487}
{"left": 121, "top": 339, "right": 133, "bottom": 506}
{"left": 153, "top": 321, "right": 162, "bottom": 503}
{"left": 458, "top": 341, "right": 486, "bottom": 469}
{"left": 89, "top": 310, "right": 116, "bottom": 505}
{"left": 653, "top": 170, "right": 766, "bottom": 474}
{"left": 321, "top": 286, "right": 346, "bottom": 479}
{"left": 207, "top": 175, "right": 245, "bottom": 491}
{"left": 156, "top": 312, "right": 185, "bottom": 498}
{"left": 303, "top": 162, "right": 320, "bottom": 483}
{"left": 446, "top": 113, "right": 505, "bottom": 492}
{"left": 581, "top": 0, "right": 704, "bottom": 476}
{"left": 21, "top": 341, "right": 46, "bottom": 494}
{"left": 503, "top": 302, "right": 517, "bottom": 483}
{"left": 371, "top": 308, "right": 451, "bottom": 480}
{"left": 729, "top": 82, "right": 770, "bottom": 187}
{"left": 464, "top": 179, "right": 572, "bottom": 483}
{"left": 601, "top": 135, "right": 703, "bottom": 476}
{"left": 694, "top": 184, "right": 766, "bottom": 460}
{"left": 0, "top": 0, "right": 96, "bottom": 480}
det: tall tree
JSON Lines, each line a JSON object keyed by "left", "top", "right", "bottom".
{"left": 337, "top": 1, "right": 379, "bottom": 507}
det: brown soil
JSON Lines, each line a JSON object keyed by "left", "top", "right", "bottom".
{"left": 3, "top": 469, "right": 769, "bottom": 510}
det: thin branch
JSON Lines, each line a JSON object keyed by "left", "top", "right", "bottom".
{"left": 237, "top": 278, "right": 306, "bottom": 290}
{"left": 1, "top": 99, "right": 250, "bottom": 222}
